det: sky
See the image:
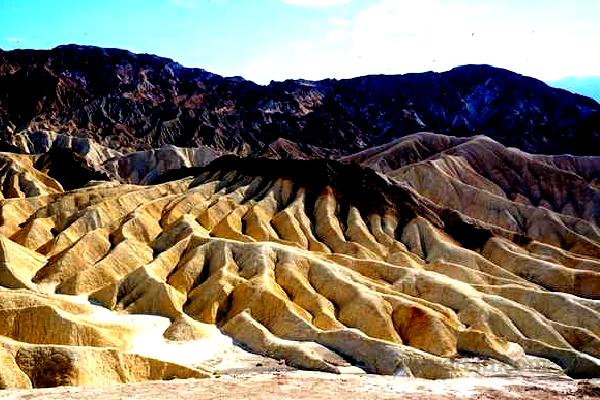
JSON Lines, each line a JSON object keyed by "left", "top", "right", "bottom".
{"left": 1, "top": 0, "right": 599, "bottom": 88}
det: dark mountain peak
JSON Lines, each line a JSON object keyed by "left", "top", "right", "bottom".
{"left": 450, "top": 63, "right": 510, "bottom": 74}
{"left": 52, "top": 43, "right": 177, "bottom": 65}
{"left": 0, "top": 45, "right": 598, "bottom": 155}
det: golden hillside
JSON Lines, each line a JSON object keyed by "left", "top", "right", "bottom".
{"left": 0, "top": 135, "right": 598, "bottom": 389}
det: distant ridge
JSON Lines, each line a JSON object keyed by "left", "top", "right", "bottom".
{"left": 0, "top": 44, "right": 598, "bottom": 155}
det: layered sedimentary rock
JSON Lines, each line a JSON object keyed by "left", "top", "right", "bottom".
{"left": 0, "top": 149, "right": 598, "bottom": 388}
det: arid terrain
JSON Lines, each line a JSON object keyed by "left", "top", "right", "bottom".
{"left": 2, "top": 371, "right": 600, "bottom": 399}
{"left": 0, "top": 46, "right": 598, "bottom": 398}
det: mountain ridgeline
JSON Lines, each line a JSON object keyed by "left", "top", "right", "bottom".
{"left": 1, "top": 44, "right": 599, "bottom": 156}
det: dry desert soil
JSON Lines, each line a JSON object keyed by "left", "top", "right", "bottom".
{"left": 1, "top": 371, "right": 599, "bottom": 400}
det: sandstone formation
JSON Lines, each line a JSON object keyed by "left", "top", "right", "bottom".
{"left": 0, "top": 147, "right": 597, "bottom": 388}
{"left": 1, "top": 45, "right": 599, "bottom": 156}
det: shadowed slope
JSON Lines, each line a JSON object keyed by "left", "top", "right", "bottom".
{"left": 1, "top": 45, "right": 599, "bottom": 155}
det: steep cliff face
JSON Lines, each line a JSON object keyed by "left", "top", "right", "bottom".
{"left": 1, "top": 45, "right": 599, "bottom": 156}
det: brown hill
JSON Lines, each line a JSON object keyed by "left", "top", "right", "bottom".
{"left": 1, "top": 45, "right": 599, "bottom": 156}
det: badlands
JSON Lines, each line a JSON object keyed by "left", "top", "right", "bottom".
{"left": 0, "top": 46, "right": 598, "bottom": 398}
{"left": 0, "top": 132, "right": 598, "bottom": 391}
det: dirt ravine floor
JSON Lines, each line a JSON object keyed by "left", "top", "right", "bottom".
{"left": 2, "top": 371, "right": 599, "bottom": 400}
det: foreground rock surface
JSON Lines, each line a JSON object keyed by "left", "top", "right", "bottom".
{"left": 1, "top": 372, "right": 599, "bottom": 400}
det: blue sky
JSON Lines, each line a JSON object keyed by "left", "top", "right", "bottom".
{"left": 1, "top": 0, "right": 599, "bottom": 87}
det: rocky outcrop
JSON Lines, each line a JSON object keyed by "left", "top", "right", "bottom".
{"left": 0, "top": 152, "right": 64, "bottom": 199}
{"left": 102, "top": 144, "right": 222, "bottom": 184}
{"left": 1, "top": 45, "right": 598, "bottom": 156}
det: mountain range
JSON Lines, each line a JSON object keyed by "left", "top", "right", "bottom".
{"left": 1, "top": 44, "right": 599, "bottom": 156}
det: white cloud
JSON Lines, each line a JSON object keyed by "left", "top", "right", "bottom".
{"left": 328, "top": 17, "right": 352, "bottom": 27}
{"left": 280, "top": 0, "right": 352, "bottom": 8}
{"left": 4, "top": 37, "right": 23, "bottom": 43}
{"left": 241, "top": 0, "right": 600, "bottom": 83}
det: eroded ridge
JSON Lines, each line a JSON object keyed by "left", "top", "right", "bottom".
{"left": 0, "top": 157, "right": 599, "bottom": 389}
